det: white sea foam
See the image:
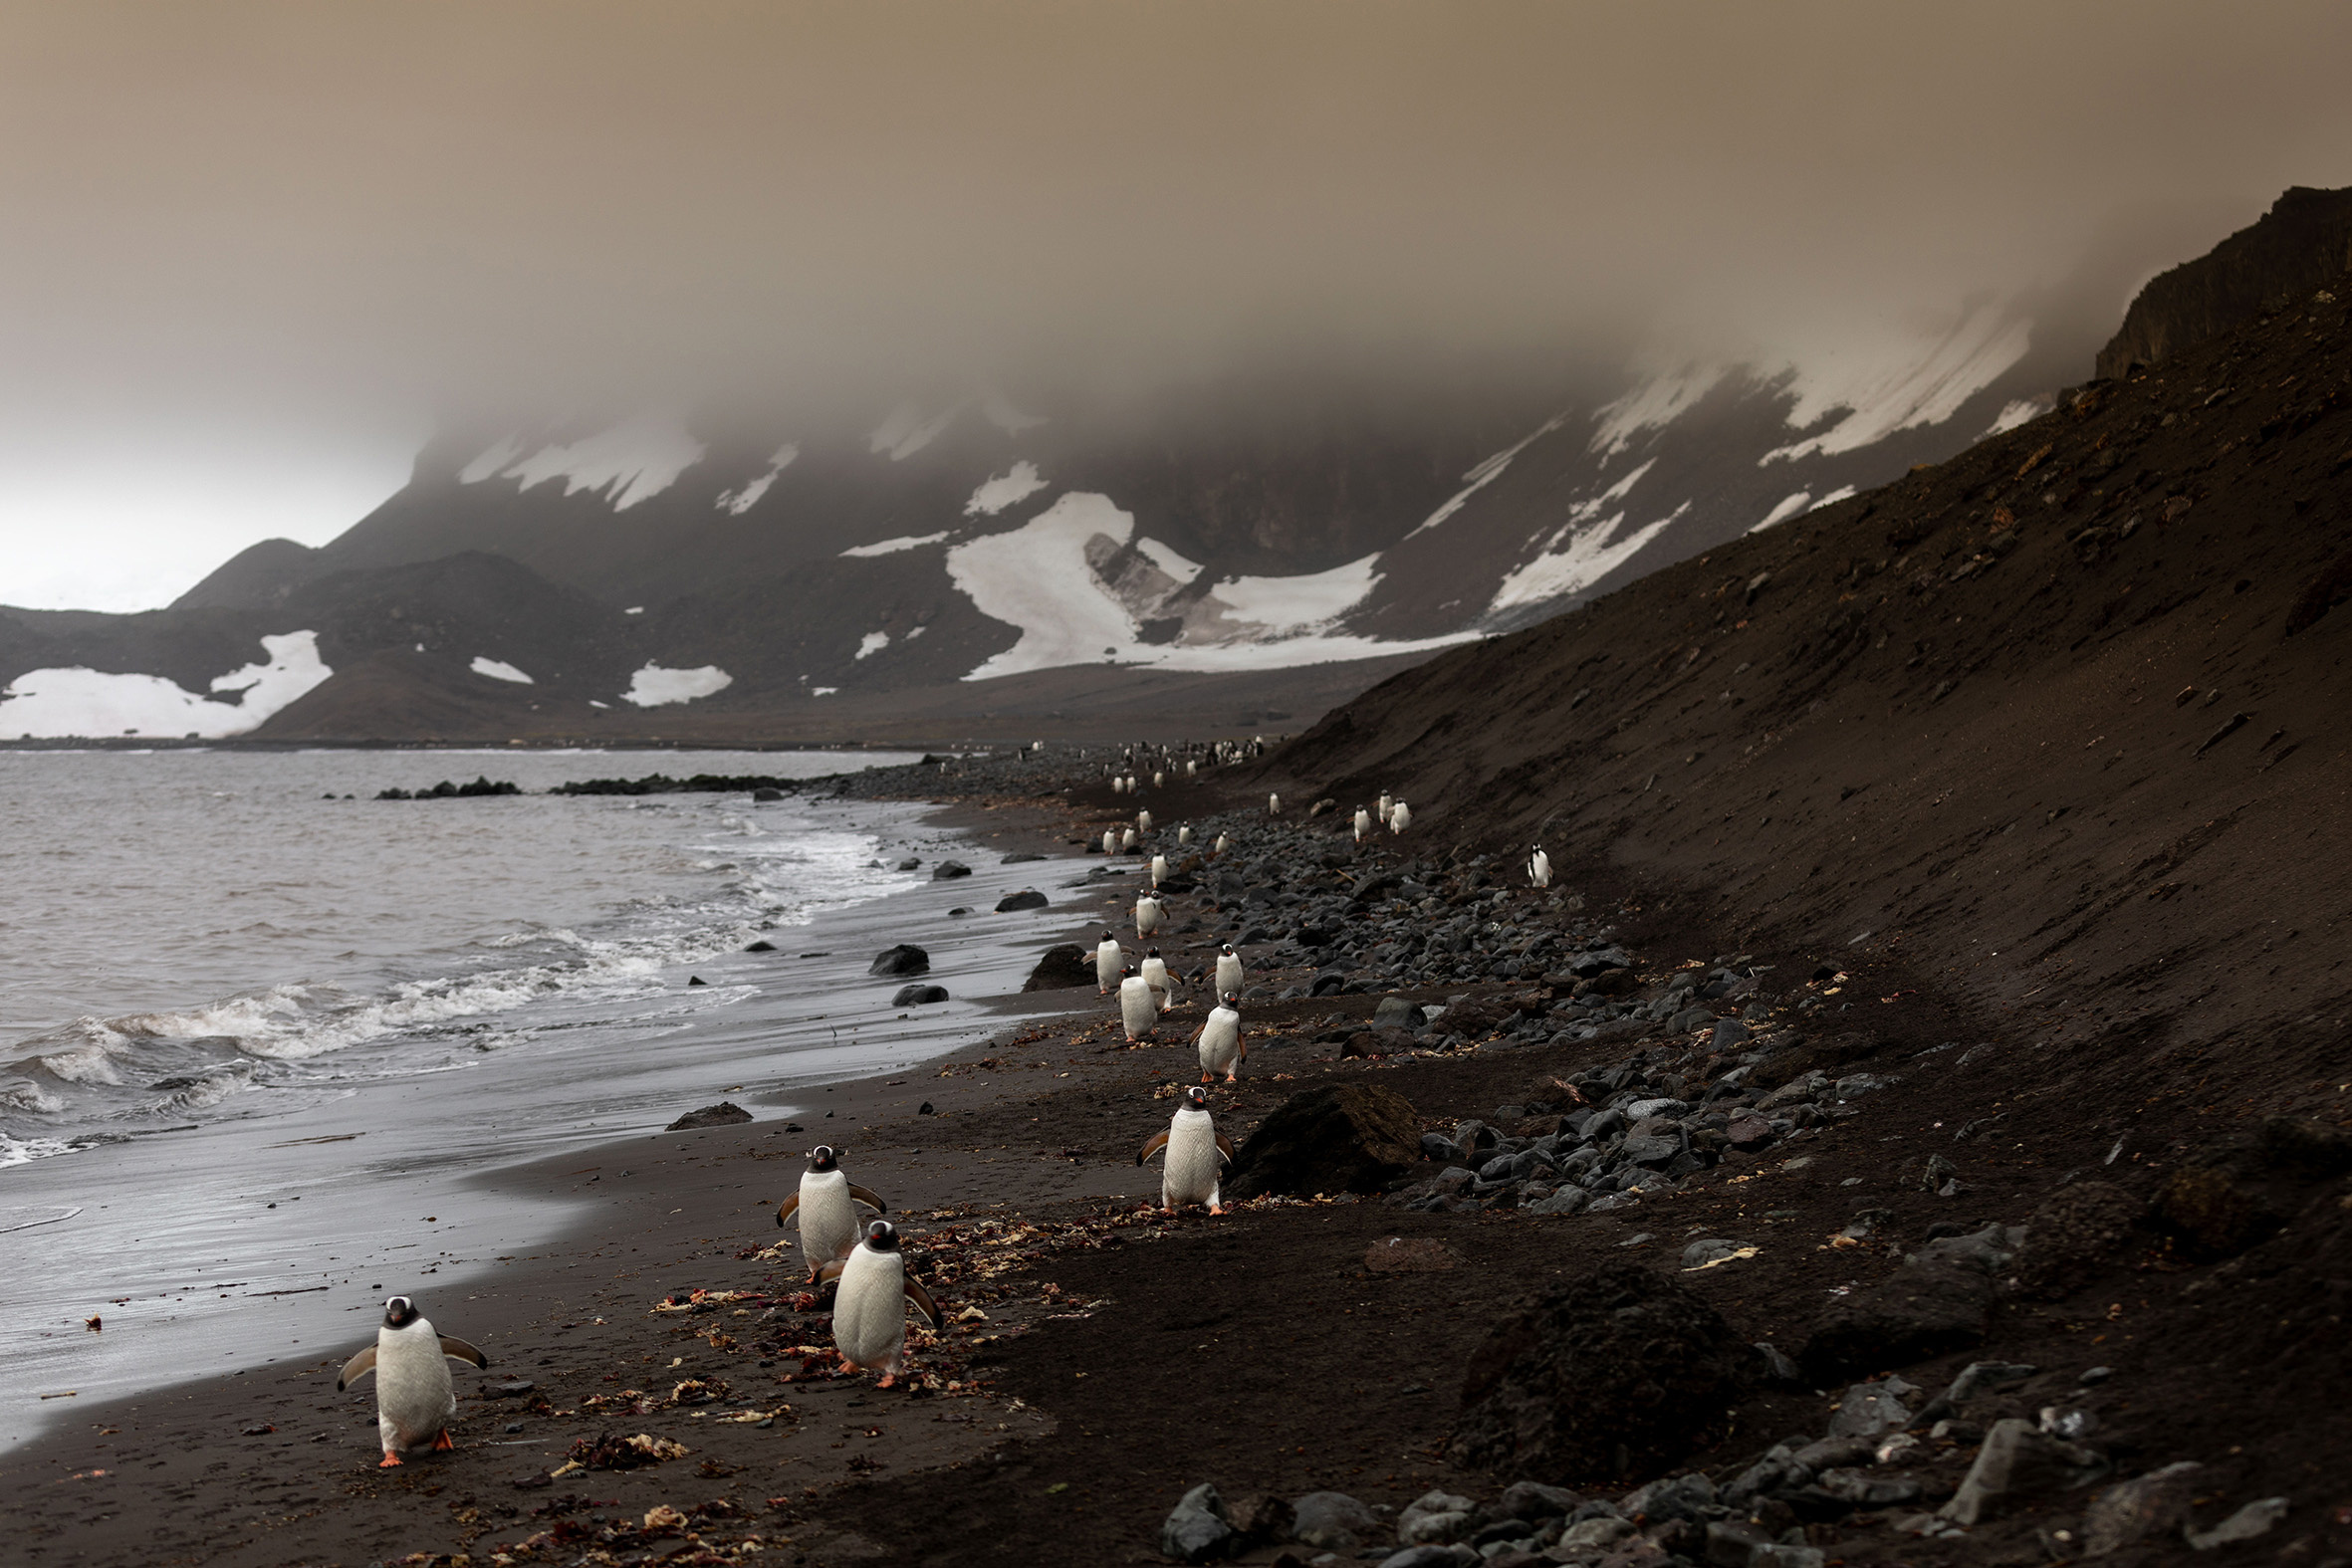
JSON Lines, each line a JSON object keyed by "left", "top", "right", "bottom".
{"left": 0, "top": 630, "right": 332, "bottom": 740}
{"left": 622, "top": 664, "right": 733, "bottom": 707}
{"left": 471, "top": 656, "right": 534, "bottom": 684}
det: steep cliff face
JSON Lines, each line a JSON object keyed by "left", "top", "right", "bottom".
{"left": 2095, "top": 184, "right": 2352, "bottom": 379}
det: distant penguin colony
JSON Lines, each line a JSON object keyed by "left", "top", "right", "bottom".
{"left": 1529, "top": 845, "right": 1552, "bottom": 888}
{"left": 1194, "top": 992, "right": 1246, "bottom": 1083}
{"left": 773, "top": 1144, "right": 889, "bottom": 1282}
{"left": 820, "top": 1220, "right": 940, "bottom": 1389}
{"left": 339, "top": 1296, "right": 487, "bottom": 1467}
{"left": 1138, "top": 1086, "right": 1236, "bottom": 1215}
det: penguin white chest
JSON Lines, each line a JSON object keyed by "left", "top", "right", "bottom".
{"left": 374, "top": 1319, "right": 456, "bottom": 1452}
{"left": 1198, "top": 1007, "right": 1242, "bottom": 1077}
{"left": 832, "top": 1246, "right": 909, "bottom": 1371}
{"left": 797, "top": 1170, "right": 860, "bottom": 1267}
{"left": 1215, "top": 953, "right": 1244, "bottom": 996}
{"left": 1118, "top": 976, "right": 1158, "bottom": 1037}
{"left": 1094, "top": 941, "right": 1122, "bottom": 992}
{"left": 1163, "top": 1110, "right": 1223, "bottom": 1207}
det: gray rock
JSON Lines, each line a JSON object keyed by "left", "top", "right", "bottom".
{"left": 2186, "top": 1496, "right": 2289, "bottom": 1550}
{"left": 1526, "top": 1185, "right": 1589, "bottom": 1216}
{"left": 1790, "top": 1436, "right": 1874, "bottom": 1472}
{"left": 1833, "top": 1072, "right": 1893, "bottom": 1100}
{"left": 1722, "top": 1444, "right": 1809, "bottom": 1506}
{"left": 1160, "top": 1482, "right": 1237, "bottom": 1564}
{"left": 890, "top": 983, "right": 949, "bottom": 1006}
{"left": 1909, "top": 1223, "right": 2024, "bottom": 1276}
{"left": 1291, "top": 1490, "right": 1377, "bottom": 1549}
{"left": 1420, "top": 1133, "right": 1465, "bottom": 1164}
{"left": 867, "top": 943, "right": 929, "bottom": 976}
{"left": 895, "top": 856, "right": 920, "bottom": 871}
{"left": 1939, "top": 1418, "right": 2109, "bottom": 1525}
{"left": 1680, "top": 1237, "right": 1748, "bottom": 1268}
{"left": 1376, "top": 1548, "right": 1480, "bottom": 1568}
{"left": 1755, "top": 1342, "right": 1803, "bottom": 1386}
{"left": 1555, "top": 1516, "right": 1636, "bottom": 1550}
{"left": 1752, "top": 1546, "right": 1826, "bottom": 1568}
{"left": 1619, "top": 1470, "right": 1716, "bottom": 1522}
{"left": 931, "top": 859, "right": 972, "bottom": 879}
{"left": 1625, "top": 1096, "right": 1691, "bottom": 1120}
{"left": 1396, "top": 1489, "right": 1476, "bottom": 1545}
{"left": 1710, "top": 1018, "right": 1753, "bottom": 1051}
{"left": 994, "top": 888, "right": 1050, "bottom": 912}
{"left": 1945, "top": 1360, "right": 2037, "bottom": 1403}
{"left": 665, "top": 1101, "right": 752, "bottom": 1130}
{"left": 1817, "top": 1467, "right": 1923, "bottom": 1507}
{"left": 2081, "top": 1461, "right": 2204, "bottom": 1556}
{"left": 999, "top": 850, "right": 1046, "bottom": 863}
{"left": 1800, "top": 1260, "right": 1995, "bottom": 1382}
{"left": 1824, "top": 1376, "right": 1918, "bottom": 1441}
{"left": 1670, "top": 1004, "right": 1719, "bottom": 1033}
{"left": 1373, "top": 995, "right": 1421, "bottom": 1030}
{"left": 1620, "top": 1118, "right": 1685, "bottom": 1166}
{"left": 1495, "top": 1480, "right": 1582, "bottom": 1521}
{"left": 1566, "top": 947, "right": 1633, "bottom": 978}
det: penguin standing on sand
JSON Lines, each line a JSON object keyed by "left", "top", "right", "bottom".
{"left": 1377, "top": 790, "right": 1392, "bottom": 821}
{"left": 1178, "top": 823, "right": 1192, "bottom": 845}
{"left": 1137, "top": 1086, "right": 1237, "bottom": 1215}
{"left": 1134, "top": 893, "right": 1165, "bottom": 938}
{"left": 1121, "top": 826, "right": 1138, "bottom": 852}
{"left": 1118, "top": 966, "right": 1159, "bottom": 1040}
{"left": 1101, "top": 828, "right": 1118, "bottom": 856}
{"left": 1353, "top": 805, "right": 1374, "bottom": 842}
{"left": 773, "top": 1145, "right": 889, "bottom": 1281}
{"left": 1213, "top": 832, "right": 1230, "bottom": 856}
{"left": 1094, "top": 929, "right": 1126, "bottom": 994}
{"left": 1268, "top": 792, "right": 1281, "bottom": 815}
{"left": 1137, "top": 808, "right": 1154, "bottom": 833}
{"left": 1194, "top": 992, "right": 1245, "bottom": 1083}
{"left": 1150, "top": 852, "right": 1169, "bottom": 887}
{"left": 338, "top": 1296, "right": 488, "bottom": 1467}
{"left": 1214, "top": 941, "right": 1245, "bottom": 999}
{"left": 819, "top": 1220, "right": 940, "bottom": 1389}
{"left": 1141, "top": 946, "right": 1177, "bottom": 1009}
{"left": 1388, "top": 800, "right": 1412, "bottom": 834}
{"left": 1528, "top": 845, "right": 1552, "bottom": 889}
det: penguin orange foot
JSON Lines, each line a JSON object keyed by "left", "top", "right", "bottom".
{"left": 378, "top": 1452, "right": 404, "bottom": 1468}
{"left": 431, "top": 1430, "right": 456, "bottom": 1452}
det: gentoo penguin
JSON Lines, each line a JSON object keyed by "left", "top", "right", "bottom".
{"left": 1388, "top": 800, "right": 1412, "bottom": 834}
{"left": 1137, "top": 808, "right": 1154, "bottom": 833}
{"left": 1137, "top": 1086, "right": 1237, "bottom": 1215}
{"left": 1141, "top": 946, "right": 1176, "bottom": 1008}
{"left": 818, "top": 1220, "right": 940, "bottom": 1389}
{"left": 337, "top": 1296, "right": 487, "bottom": 1467}
{"left": 1134, "top": 893, "right": 1165, "bottom": 938}
{"left": 1194, "top": 992, "right": 1245, "bottom": 1083}
{"left": 1213, "top": 832, "right": 1230, "bottom": 856}
{"left": 1153, "top": 771, "right": 1166, "bottom": 787}
{"left": 1529, "top": 845, "right": 1552, "bottom": 888}
{"left": 1186, "top": 760, "right": 1197, "bottom": 777}
{"left": 1118, "top": 967, "right": 1159, "bottom": 1040}
{"left": 1177, "top": 823, "right": 1192, "bottom": 845}
{"left": 1215, "top": 941, "right": 1245, "bottom": 999}
{"left": 1101, "top": 827, "right": 1118, "bottom": 856}
{"left": 1094, "top": 929, "right": 1125, "bottom": 994}
{"left": 1268, "top": 791, "right": 1281, "bottom": 815}
{"left": 773, "top": 1145, "right": 889, "bottom": 1280}
{"left": 1377, "top": 790, "right": 1392, "bottom": 821}
{"left": 1352, "top": 805, "right": 1374, "bottom": 842}
{"left": 1150, "top": 852, "right": 1169, "bottom": 887}
{"left": 1120, "top": 826, "right": 1138, "bottom": 853}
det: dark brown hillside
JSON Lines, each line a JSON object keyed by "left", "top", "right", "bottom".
{"left": 1276, "top": 277, "right": 2352, "bottom": 1109}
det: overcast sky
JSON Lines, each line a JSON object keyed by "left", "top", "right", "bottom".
{"left": 3, "top": 0, "right": 2349, "bottom": 610}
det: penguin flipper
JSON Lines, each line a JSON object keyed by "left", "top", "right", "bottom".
{"left": 1136, "top": 1130, "right": 1169, "bottom": 1166}
{"left": 337, "top": 1345, "right": 377, "bottom": 1392}
{"left": 439, "top": 1335, "right": 489, "bottom": 1370}
{"left": 847, "top": 1184, "right": 888, "bottom": 1214}
{"left": 774, "top": 1193, "right": 801, "bottom": 1227}
{"left": 1215, "top": 1132, "right": 1237, "bottom": 1164}
{"left": 903, "top": 1276, "right": 942, "bottom": 1329}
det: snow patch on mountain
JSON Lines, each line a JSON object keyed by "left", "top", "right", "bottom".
{"left": 1490, "top": 509, "right": 1682, "bottom": 614}
{"left": 716, "top": 444, "right": 799, "bottom": 515}
{"left": 1762, "top": 303, "right": 2031, "bottom": 464}
{"left": 1133, "top": 538, "right": 1204, "bottom": 581}
{"left": 953, "top": 494, "right": 1142, "bottom": 680}
{"left": 622, "top": 663, "right": 733, "bottom": 707}
{"left": 1986, "top": 396, "right": 2051, "bottom": 437}
{"left": 965, "top": 461, "right": 1050, "bottom": 517}
{"left": 1592, "top": 364, "right": 1731, "bottom": 457}
{"left": 0, "top": 630, "right": 332, "bottom": 739}
{"left": 854, "top": 631, "right": 890, "bottom": 660}
{"left": 868, "top": 403, "right": 959, "bottom": 461}
{"left": 840, "top": 532, "right": 950, "bottom": 558}
{"left": 1214, "top": 556, "right": 1381, "bottom": 629}
{"left": 470, "top": 656, "right": 534, "bottom": 684}
{"left": 464, "top": 415, "right": 709, "bottom": 511}
{"left": 980, "top": 389, "right": 1048, "bottom": 434}
{"left": 1406, "top": 412, "right": 1569, "bottom": 538}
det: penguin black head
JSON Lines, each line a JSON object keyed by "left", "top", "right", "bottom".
{"left": 863, "top": 1219, "right": 900, "bottom": 1251}
{"left": 383, "top": 1295, "right": 419, "bottom": 1329}
{"left": 809, "top": 1145, "right": 839, "bottom": 1173}
{"left": 1220, "top": 942, "right": 1237, "bottom": 957}
{"left": 1146, "top": 946, "right": 1161, "bottom": 958}
{"left": 1222, "top": 990, "right": 1240, "bottom": 1008}
{"left": 1183, "top": 1085, "right": 1211, "bottom": 1110}
{"left": 1102, "top": 929, "right": 1118, "bottom": 942}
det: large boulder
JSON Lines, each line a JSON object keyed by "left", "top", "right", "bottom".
{"left": 1225, "top": 1083, "right": 1424, "bottom": 1200}
{"left": 665, "top": 1101, "right": 752, "bottom": 1131}
{"left": 1446, "top": 1263, "right": 1760, "bottom": 1486}
{"left": 932, "top": 860, "right": 973, "bottom": 880}
{"left": 1939, "top": 1418, "right": 2108, "bottom": 1525}
{"left": 868, "top": 944, "right": 929, "bottom": 977}
{"left": 1023, "top": 943, "right": 1094, "bottom": 991}
{"left": 891, "top": 984, "right": 949, "bottom": 1006}
{"left": 2016, "top": 1181, "right": 2145, "bottom": 1298}
{"left": 995, "top": 888, "right": 1050, "bottom": 912}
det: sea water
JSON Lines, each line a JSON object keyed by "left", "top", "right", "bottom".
{"left": 0, "top": 749, "right": 1075, "bottom": 1444}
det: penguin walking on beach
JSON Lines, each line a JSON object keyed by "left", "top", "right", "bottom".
{"left": 1138, "top": 1086, "right": 1237, "bottom": 1215}
{"left": 1094, "top": 929, "right": 1126, "bottom": 994}
{"left": 773, "top": 1145, "right": 890, "bottom": 1280}
{"left": 1377, "top": 790, "right": 1392, "bottom": 821}
{"left": 1100, "top": 827, "right": 1118, "bottom": 856}
{"left": 1141, "top": 946, "right": 1177, "bottom": 1009}
{"left": 1194, "top": 992, "right": 1245, "bottom": 1083}
{"left": 1118, "top": 966, "right": 1160, "bottom": 1040}
{"left": 1213, "top": 832, "right": 1230, "bottom": 856}
{"left": 337, "top": 1296, "right": 488, "bottom": 1467}
{"left": 1134, "top": 893, "right": 1165, "bottom": 938}
{"left": 1268, "top": 791, "right": 1281, "bottom": 815}
{"left": 1352, "top": 805, "right": 1374, "bottom": 842}
{"left": 1528, "top": 845, "right": 1552, "bottom": 889}
{"left": 1137, "top": 808, "right": 1154, "bottom": 833}
{"left": 1150, "top": 852, "right": 1169, "bottom": 887}
{"left": 818, "top": 1220, "right": 940, "bottom": 1389}
{"left": 1121, "top": 826, "right": 1138, "bottom": 853}
{"left": 1388, "top": 800, "right": 1412, "bottom": 834}
{"left": 1214, "top": 941, "right": 1245, "bottom": 999}
{"left": 1177, "top": 823, "right": 1192, "bottom": 845}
